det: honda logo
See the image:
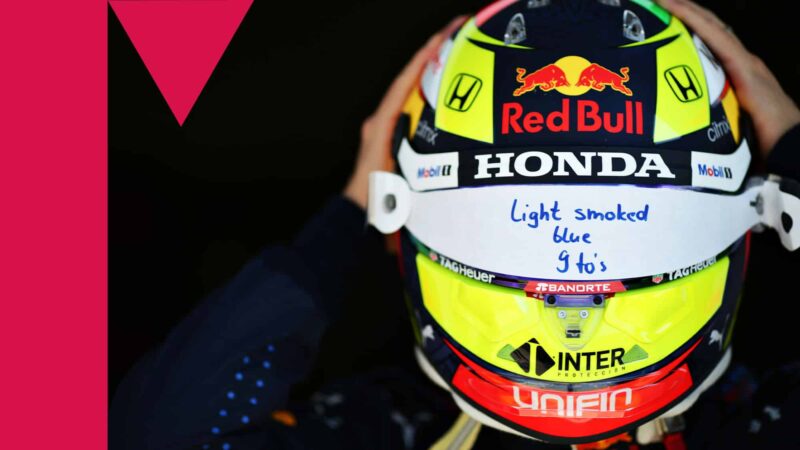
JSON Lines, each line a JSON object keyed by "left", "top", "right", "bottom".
{"left": 664, "top": 65, "right": 703, "bottom": 102}
{"left": 445, "top": 73, "right": 482, "bottom": 112}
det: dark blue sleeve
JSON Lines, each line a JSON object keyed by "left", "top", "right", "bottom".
{"left": 110, "top": 196, "right": 385, "bottom": 450}
{"left": 767, "top": 124, "right": 800, "bottom": 180}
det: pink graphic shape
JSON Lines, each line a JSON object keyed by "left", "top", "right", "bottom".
{"left": 109, "top": 0, "right": 254, "bottom": 125}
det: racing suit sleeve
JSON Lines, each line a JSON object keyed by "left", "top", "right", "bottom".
{"left": 766, "top": 124, "right": 800, "bottom": 179}
{"left": 109, "top": 196, "right": 384, "bottom": 450}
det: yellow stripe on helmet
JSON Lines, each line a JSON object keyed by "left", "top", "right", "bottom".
{"left": 417, "top": 253, "right": 727, "bottom": 382}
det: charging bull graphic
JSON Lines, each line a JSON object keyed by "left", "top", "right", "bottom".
{"left": 576, "top": 63, "right": 633, "bottom": 96}
{"left": 513, "top": 56, "right": 633, "bottom": 97}
{"left": 513, "top": 64, "right": 570, "bottom": 96}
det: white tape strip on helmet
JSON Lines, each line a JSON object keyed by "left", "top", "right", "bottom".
{"left": 369, "top": 172, "right": 800, "bottom": 281}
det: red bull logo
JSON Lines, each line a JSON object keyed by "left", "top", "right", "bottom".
{"left": 504, "top": 56, "right": 641, "bottom": 136}
{"left": 513, "top": 64, "right": 569, "bottom": 96}
{"left": 514, "top": 56, "right": 633, "bottom": 97}
{"left": 576, "top": 63, "right": 632, "bottom": 96}
{"left": 501, "top": 99, "right": 643, "bottom": 136}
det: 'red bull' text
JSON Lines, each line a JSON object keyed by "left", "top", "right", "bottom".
{"left": 502, "top": 99, "right": 643, "bottom": 136}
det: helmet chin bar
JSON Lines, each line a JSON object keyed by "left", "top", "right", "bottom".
{"left": 413, "top": 345, "right": 732, "bottom": 444}
{"left": 413, "top": 346, "right": 536, "bottom": 441}
{"left": 368, "top": 171, "right": 800, "bottom": 255}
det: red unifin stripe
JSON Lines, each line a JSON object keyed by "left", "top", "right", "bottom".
{"left": 447, "top": 339, "right": 697, "bottom": 439}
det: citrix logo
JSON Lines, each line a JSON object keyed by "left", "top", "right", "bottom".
{"left": 707, "top": 119, "right": 731, "bottom": 142}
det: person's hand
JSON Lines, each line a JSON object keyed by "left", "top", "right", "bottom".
{"left": 344, "top": 17, "right": 466, "bottom": 210}
{"left": 658, "top": 0, "right": 800, "bottom": 157}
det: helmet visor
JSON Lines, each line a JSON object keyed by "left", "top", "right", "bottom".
{"left": 416, "top": 251, "right": 728, "bottom": 384}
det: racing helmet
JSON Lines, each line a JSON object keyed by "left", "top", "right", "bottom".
{"left": 368, "top": 0, "right": 800, "bottom": 444}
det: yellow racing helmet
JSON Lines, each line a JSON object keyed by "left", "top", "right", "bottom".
{"left": 367, "top": 0, "right": 800, "bottom": 444}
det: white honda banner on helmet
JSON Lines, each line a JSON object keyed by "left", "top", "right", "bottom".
{"left": 396, "top": 136, "right": 751, "bottom": 193}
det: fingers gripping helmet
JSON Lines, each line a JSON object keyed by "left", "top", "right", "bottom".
{"left": 368, "top": 0, "right": 800, "bottom": 444}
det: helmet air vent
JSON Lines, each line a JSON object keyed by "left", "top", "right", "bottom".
{"left": 504, "top": 13, "right": 527, "bottom": 45}
{"left": 623, "top": 9, "right": 646, "bottom": 42}
{"left": 527, "top": 0, "right": 551, "bottom": 8}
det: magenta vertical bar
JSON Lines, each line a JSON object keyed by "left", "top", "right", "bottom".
{"left": 0, "top": 0, "right": 107, "bottom": 449}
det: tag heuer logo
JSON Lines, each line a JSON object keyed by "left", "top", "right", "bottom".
{"left": 652, "top": 274, "right": 664, "bottom": 284}
{"left": 664, "top": 65, "right": 703, "bottom": 102}
{"left": 445, "top": 73, "right": 482, "bottom": 112}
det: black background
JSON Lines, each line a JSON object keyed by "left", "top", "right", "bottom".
{"left": 110, "top": 0, "right": 800, "bottom": 392}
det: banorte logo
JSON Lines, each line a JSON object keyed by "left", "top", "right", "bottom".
{"left": 514, "top": 56, "right": 633, "bottom": 97}
{"left": 505, "top": 56, "right": 642, "bottom": 137}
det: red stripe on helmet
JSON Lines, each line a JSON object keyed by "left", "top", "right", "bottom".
{"left": 524, "top": 280, "right": 627, "bottom": 297}
{"left": 447, "top": 340, "right": 697, "bottom": 439}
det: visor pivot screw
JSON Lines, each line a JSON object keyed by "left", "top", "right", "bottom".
{"left": 546, "top": 295, "right": 556, "bottom": 305}
{"left": 593, "top": 296, "right": 603, "bottom": 306}
{"left": 579, "top": 310, "right": 589, "bottom": 319}
{"left": 557, "top": 310, "right": 567, "bottom": 319}
{"left": 383, "top": 194, "right": 397, "bottom": 213}
{"left": 751, "top": 194, "right": 764, "bottom": 215}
